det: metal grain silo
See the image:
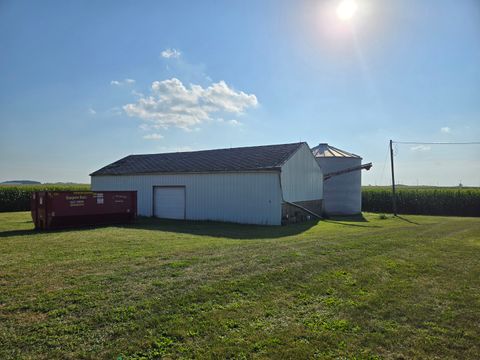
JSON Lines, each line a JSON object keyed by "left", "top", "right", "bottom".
{"left": 312, "top": 143, "right": 362, "bottom": 215}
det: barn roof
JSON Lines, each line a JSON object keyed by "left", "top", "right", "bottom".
{"left": 90, "top": 142, "right": 305, "bottom": 176}
{"left": 311, "top": 143, "right": 361, "bottom": 159}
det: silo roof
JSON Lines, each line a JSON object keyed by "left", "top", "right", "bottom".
{"left": 311, "top": 143, "right": 362, "bottom": 159}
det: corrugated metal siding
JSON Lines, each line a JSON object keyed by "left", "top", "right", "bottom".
{"left": 280, "top": 143, "right": 323, "bottom": 202}
{"left": 91, "top": 172, "right": 283, "bottom": 225}
{"left": 317, "top": 157, "right": 362, "bottom": 215}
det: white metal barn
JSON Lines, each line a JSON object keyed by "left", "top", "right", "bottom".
{"left": 90, "top": 142, "right": 323, "bottom": 225}
{"left": 311, "top": 143, "right": 362, "bottom": 215}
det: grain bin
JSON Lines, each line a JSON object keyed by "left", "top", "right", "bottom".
{"left": 312, "top": 143, "right": 362, "bottom": 215}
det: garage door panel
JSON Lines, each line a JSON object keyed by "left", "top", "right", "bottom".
{"left": 154, "top": 187, "right": 185, "bottom": 219}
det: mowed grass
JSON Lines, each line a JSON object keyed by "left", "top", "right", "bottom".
{"left": 0, "top": 212, "right": 479, "bottom": 359}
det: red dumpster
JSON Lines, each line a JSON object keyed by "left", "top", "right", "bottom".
{"left": 31, "top": 191, "right": 137, "bottom": 230}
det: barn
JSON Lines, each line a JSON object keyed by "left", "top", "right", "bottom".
{"left": 311, "top": 143, "right": 363, "bottom": 215}
{"left": 90, "top": 142, "right": 323, "bottom": 225}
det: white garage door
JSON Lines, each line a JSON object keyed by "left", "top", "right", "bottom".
{"left": 153, "top": 187, "right": 185, "bottom": 219}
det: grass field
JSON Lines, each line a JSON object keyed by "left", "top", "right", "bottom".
{"left": 1, "top": 212, "right": 479, "bottom": 359}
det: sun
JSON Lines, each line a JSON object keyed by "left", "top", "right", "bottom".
{"left": 336, "top": 0, "right": 358, "bottom": 21}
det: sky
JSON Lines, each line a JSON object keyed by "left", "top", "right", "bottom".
{"left": 1, "top": 0, "right": 479, "bottom": 185}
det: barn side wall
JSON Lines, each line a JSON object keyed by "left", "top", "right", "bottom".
{"left": 280, "top": 143, "right": 323, "bottom": 203}
{"left": 281, "top": 200, "right": 324, "bottom": 224}
{"left": 91, "top": 172, "right": 283, "bottom": 225}
{"left": 316, "top": 157, "right": 362, "bottom": 215}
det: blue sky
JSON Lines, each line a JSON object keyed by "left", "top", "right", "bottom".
{"left": 1, "top": 0, "right": 479, "bottom": 185}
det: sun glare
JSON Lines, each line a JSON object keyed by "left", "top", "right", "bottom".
{"left": 336, "top": 0, "right": 358, "bottom": 21}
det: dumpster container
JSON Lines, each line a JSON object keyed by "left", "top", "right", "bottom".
{"left": 31, "top": 191, "right": 137, "bottom": 230}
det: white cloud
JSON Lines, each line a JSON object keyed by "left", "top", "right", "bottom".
{"left": 228, "top": 119, "right": 242, "bottom": 126}
{"left": 440, "top": 126, "right": 451, "bottom": 133}
{"left": 161, "top": 48, "right": 181, "bottom": 59}
{"left": 88, "top": 107, "right": 96, "bottom": 115}
{"left": 107, "top": 107, "right": 122, "bottom": 116}
{"left": 143, "top": 133, "right": 164, "bottom": 140}
{"left": 156, "top": 145, "right": 193, "bottom": 153}
{"left": 111, "top": 78, "right": 136, "bottom": 86}
{"left": 131, "top": 90, "right": 144, "bottom": 97}
{"left": 123, "top": 78, "right": 258, "bottom": 131}
{"left": 217, "top": 118, "right": 243, "bottom": 126}
{"left": 410, "top": 145, "right": 431, "bottom": 152}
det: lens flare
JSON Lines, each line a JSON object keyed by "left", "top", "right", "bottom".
{"left": 336, "top": 0, "right": 358, "bottom": 21}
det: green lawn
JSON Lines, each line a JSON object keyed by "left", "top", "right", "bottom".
{"left": 1, "top": 212, "right": 479, "bottom": 359}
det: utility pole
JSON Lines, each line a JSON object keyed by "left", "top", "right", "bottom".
{"left": 389, "top": 139, "right": 397, "bottom": 216}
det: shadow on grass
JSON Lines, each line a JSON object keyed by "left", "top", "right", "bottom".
{"left": 127, "top": 217, "right": 321, "bottom": 240}
{"left": 323, "top": 221, "right": 381, "bottom": 228}
{"left": 325, "top": 214, "right": 368, "bottom": 222}
{"left": 321, "top": 214, "right": 381, "bottom": 228}
{"left": 0, "top": 224, "right": 108, "bottom": 238}
{"left": 396, "top": 215, "right": 421, "bottom": 225}
{"left": 0, "top": 229, "right": 37, "bottom": 238}
{"left": 0, "top": 217, "right": 321, "bottom": 240}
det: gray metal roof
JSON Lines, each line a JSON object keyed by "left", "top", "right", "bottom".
{"left": 91, "top": 142, "right": 305, "bottom": 176}
{"left": 311, "top": 143, "right": 362, "bottom": 159}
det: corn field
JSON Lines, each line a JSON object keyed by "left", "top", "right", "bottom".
{"left": 0, "top": 184, "right": 90, "bottom": 212}
{"left": 362, "top": 187, "right": 480, "bottom": 217}
{"left": 1, "top": 184, "right": 479, "bottom": 217}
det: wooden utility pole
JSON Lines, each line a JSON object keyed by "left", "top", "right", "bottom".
{"left": 389, "top": 139, "right": 397, "bottom": 216}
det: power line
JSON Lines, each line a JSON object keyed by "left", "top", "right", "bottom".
{"left": 393, "top": 141, "right": 480, "bottom": 145}
{"left": 387, "top": 138, "right": 480, "bottom": 215}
